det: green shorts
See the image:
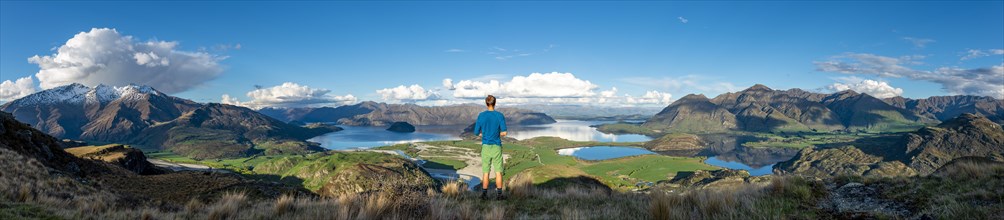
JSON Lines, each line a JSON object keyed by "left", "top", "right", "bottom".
{"left": 481, "top": 144, "right": 503, "bottom": 173}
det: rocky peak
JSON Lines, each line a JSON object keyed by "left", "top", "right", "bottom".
{"left": 745, "top": 84, "right": 773, "bottom": 92}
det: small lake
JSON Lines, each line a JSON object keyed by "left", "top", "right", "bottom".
{"left": 704, "top": 156, "right": 775, "bottom": 176}
{"left": 557, "top": 146, "right": 655, "bottom": 160}
{"left": 311, "top": 120, "right": 652, "bottom": 150}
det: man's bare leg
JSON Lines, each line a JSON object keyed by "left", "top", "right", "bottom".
{"left": 482, "top": 172, "right": 490, "bottom": 189}
{"left": 495, "top": 172, "right": 503, "bottom": 189}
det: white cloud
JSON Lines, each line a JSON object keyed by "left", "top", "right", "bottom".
{"left": 442, "top": 78, "right": 455, "bottom": 90}
{"left": 28, "top": 28, "right": 224, "bottom": 94}
{"left": 376, "top": 84, "right": 441, "bottom": 102}
{"left": 815, "top": 52, "right": 1004, "bottom": 98}
{"left": 451, "top": 72, "right": 598, "bottom": 99}
{"left": 444, "top": 49, "right": 465, "bottom": 53}
{"left": 221, "top": 82, "right": 356, "bottom": 109}
{"left": 677, "top": 16, "right": 689, "bottom": 24}
{"left": 0, "top": 76, "right": 36, "bottom": 102}
{"left": 826, "top": 77, "right": 903, "bottom": 99}
{"left": 620, "top": 75, "right": 740, "bottom": 96}
{"left": 961, "top": 49, "right": 1004, "bottom": 60}
{"left": 626, "top": 91, "right": 673, "bottom": 105}
{"left": 902, "top": 37, "right": 935, "bottom": 48}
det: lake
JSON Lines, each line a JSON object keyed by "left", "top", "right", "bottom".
{"left": 704, "top": 156, "right": 775, "bottom": 176}
{"left": 557, "top": 146, "right": 655, "bottom": 160}
{"left": 507, "top": 120, "right": 652, "bottom": 142}
{"left": 309, "top": 120, "right": 652, "bottom": 150}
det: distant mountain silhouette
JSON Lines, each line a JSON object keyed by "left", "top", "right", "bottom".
{"left": 1, "top": 84, "right": 334, "bottom": 159}
{"left": 884, "top": 95, "right": 1004, "bottom": 123}
{"left": 641, "top": 84, "right": 994, "bottom": 133}
{"left": 259, "top": 101, "right": 556, "bottom": 126}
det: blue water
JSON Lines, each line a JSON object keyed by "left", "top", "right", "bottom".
{"left": 704, "top": 156, "right": 775, "bottom": 176}
{"left": 507, "top": 120, "right": 653, "bottom": 142}
{"left": 309, "top": 125, "right": 457, "bottom": 150}
{"left": 557, "top": 146, "right": 655, "bottom": 160}
{"left": 311, "top": 120, "right": 653, "bottom": 150}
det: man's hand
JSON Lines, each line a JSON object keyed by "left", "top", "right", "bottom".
{"left": 500, "top": 131, "right": 507, "bottom": 137}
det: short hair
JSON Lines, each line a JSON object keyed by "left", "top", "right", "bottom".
{"left": 485, "top": 95, "right": 496, "bottom": 107}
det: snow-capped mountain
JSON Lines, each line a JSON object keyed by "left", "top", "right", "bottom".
{"left": 3, "top": 83, "right": 161, "bottom": 108}
{"left": 0, "top": 84, "right": 333, "bottom": 159}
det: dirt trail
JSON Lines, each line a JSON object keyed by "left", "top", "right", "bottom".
{"left": 148, "top": 159, "right": 231, "bottom": 173}
{"left": 366, "top": 143, "right": 509, "bottom": 190}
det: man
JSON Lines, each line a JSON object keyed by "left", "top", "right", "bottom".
{"left": 473, "top": 95, "right": 507, "bottom": 200}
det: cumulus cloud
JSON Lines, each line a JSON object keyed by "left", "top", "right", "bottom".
{"left": 221, "top": 82, "right": 356, "bottom": 109}
{"left": 442, "top": 78, "right": 455, "bottom": 90}
{"left": 451, "top": 72, "right": 598, "bottom": 99}
{"left": 28, "top": 28, "right": 224, "bottom": 94}
{"left": 0, "top": 76, "right": 36, "bottom": 102}
{"left": 815, "top": 52, "right": 1004, "bottom": 98}
{"left": 620, "top": 75, "right": 740, "bottom": 96}
{"left": 376, "top": 84, "right": 441, "bottom": 102}
{"left": 961, "top": 49, "right": 1004, "bottom": 60}
{"left": 902, "top": 37, "right": 935, "bottom": 48}
{"left": 826, "top": 77, "right": 903, "bottom": 98}
{"left": 626, "top": 91, "right": 673, "bottom": 105}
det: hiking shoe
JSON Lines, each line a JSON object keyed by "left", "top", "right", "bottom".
{"left": 496, "top": 189, "right": 506, "bottom": 200}
{"left": 480, "top": 189, "right": 489, "bottom": 200}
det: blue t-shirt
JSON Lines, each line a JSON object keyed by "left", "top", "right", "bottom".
{"left": 474, "top": 110, "right": 507, "bottom": 145}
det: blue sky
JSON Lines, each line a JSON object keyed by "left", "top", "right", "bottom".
{"left": 1, "top": 1, "right": 1002, "bottom": 107}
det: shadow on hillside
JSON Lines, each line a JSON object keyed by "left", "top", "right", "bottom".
{"left": 537, "top": 176, "right": 612, "bottom": 195}
{"left": 815, "top": 134, "right": 909, "bottom": 162}
{"left": 246, "top": 173, "right": 307, "bottom": 187}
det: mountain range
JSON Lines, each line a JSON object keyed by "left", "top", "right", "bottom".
{"left": 258, "top": 101, "right": 556, "bottom": 126}
{"left": 643, "top": 84, "right": 1003, "bottom": 133}
{"left": 0, "top": 83, "right": 335, "bottom": 159}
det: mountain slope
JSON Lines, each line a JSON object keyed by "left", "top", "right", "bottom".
{"left": 775, "top": 113, "right": 1004, "bottom": 177}
{"left": 644, "top": 85, "right": 940, "bottom": 133}
{"left": 2, "top": 84, "right": 334, "bottom": 159}
{"left": 643, "top": 94, "right": 737, "bottom": 132}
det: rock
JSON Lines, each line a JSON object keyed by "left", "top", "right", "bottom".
{"left": 819, "top": 182, "right": 911, "bottom": 218}
{"left": 386, "top": 121, "right": 416, "bottom": 133}
{"left": 774, "top": 146, "right": 882, "bottom": 178}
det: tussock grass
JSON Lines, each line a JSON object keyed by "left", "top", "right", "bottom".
{"left": 3, "top": 145, "right": 1001, "bottom": 219}
{"left": 440, "top": 180, "right": 467, "bottom": 198}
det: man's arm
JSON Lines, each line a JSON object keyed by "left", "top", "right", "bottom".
{"left": 500, "top": 114, "right": 507, "bottom": 137}
{"left": 474, "top": 116, "right": 483, "bottom": 137}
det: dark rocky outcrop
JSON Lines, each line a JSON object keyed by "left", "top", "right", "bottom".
{"left": 774, "top": 146, "right": 917, "bottom": 178}
{"left": 386, "top": 121, "right": 416, "bottom": 133}
{"left": 901, "top": 113, "right": 1004, "bottom": 174}
{"left": 65, "top": 144, "right": 164, "bottom": 175}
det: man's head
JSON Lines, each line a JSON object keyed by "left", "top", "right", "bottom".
{"left": 485, "top": 95, "right": 496, "bottom": 108}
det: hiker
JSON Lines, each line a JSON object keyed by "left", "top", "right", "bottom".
{"left": 473, "top": 95, "right": 507, "bottom": 200}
